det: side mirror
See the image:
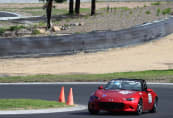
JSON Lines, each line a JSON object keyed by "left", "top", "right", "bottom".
{"left": 147, "top": 88, "right": 152, "bottom": 92}
{"left": 98, "top": 86, "right": 103, "bottom": 89}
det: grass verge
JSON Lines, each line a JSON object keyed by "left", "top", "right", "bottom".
{"left": 0, "top": 70, "right": 173, "bottom": 83}
{"left": 0, "top": 99, "right": 70, "bottom": 110}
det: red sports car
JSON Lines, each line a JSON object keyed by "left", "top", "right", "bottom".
{"left": 88, "top": 79, "right": 158, "bottom": 115}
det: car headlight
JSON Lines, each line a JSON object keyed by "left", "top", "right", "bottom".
{"left": 126, "top": 98, "right": 135, "bottom": 101}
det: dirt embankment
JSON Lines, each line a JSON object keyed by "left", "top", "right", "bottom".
{"left": 0, "top": 2, "right": 172, "bottom": 37}
{"left": 0, "top": 34, "right": 173, "bottom": 76}
{"left": 0, "top": 2, "right": 151, "bottom": 9}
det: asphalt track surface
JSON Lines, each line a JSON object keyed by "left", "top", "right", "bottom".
{"left": 0, "top": 84, "right": 173, "bottom": 118}
{"left": 0, "top": 12, "right": 18, "bottom": 17}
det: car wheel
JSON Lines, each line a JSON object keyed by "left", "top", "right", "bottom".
{"left": 136, "top": 99, "right": 143, "bottom": 115}
{"left": 88, "top": 103, "right": 99, "bottom": 114}
{"left": 150, "top": 98, "right": 158, "bottom": 113}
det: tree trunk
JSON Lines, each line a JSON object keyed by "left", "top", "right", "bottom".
{"left": 69, "top": 0, "right": 74, "bottom": 15}
{"left": 46, "top": 0, "right": 53, "bottom": 29}
{"left": 91, "top": 0, "right": 96, "bottom": 16}
{"left": 75, "top": 0, "right": 80, "bottom": 15}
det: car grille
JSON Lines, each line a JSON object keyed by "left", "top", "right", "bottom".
{"left": 98, "top": 102, "right": 124, "bottom": 109}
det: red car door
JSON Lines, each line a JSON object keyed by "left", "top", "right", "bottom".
{"left": 141, "top": 91, "right": 149, "bottom": 111}
{"left": 147, "top": 91, "right": 154, "bottom": 110}
{"left": 141, "top": 81, "right": 151, "bottom": 111}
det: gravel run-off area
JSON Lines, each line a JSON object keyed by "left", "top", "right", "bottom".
{"left": 0, "top": 33, "right": 173, "bottom": 76}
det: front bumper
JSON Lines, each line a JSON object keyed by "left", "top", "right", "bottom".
{"left": 89, "top": 101, "right": 138, "bottom": 112}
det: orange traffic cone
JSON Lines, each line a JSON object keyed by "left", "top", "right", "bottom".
{"left": 58, "top": 86, "right": 65, "bottom": 103}
{"left": 66, "top": 88, "right": 74, "bottom": 105}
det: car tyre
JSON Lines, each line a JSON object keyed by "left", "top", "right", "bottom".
{"left": 150, "top": 98, "right": 158, "bottom": 113}
{"left": 88, "top": 103, "right": 99, "bottom": 114}
{"left": 136, "top": 99, "right": 143, "bottom": 115}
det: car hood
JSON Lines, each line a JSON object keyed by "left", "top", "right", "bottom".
{"left": 95, "top": 89, "right": 138, "bottom": 102}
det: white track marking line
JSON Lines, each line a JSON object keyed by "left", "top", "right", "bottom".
{"left": 0, "top": 105, "right": 87, "bottom": 115}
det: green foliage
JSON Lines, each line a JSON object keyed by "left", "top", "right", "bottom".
{"left": 151, "top": 2, "right": 160, "bottom": 5}
{"left": 32, "top": 29, "right": 40, "bottom": 35}
{"left": 145, "top": 10, "right": 151, "bottom": 15}
{"left": 64, "top": 24, "right": 69, "bottom": 27}
{"left": 0, "top": 28, "right": 6, "bottom": 35}
{"left": 118, "top": 7, "right": 130, "bottom": 11}
{"left": 157, "top": 8, "right": 161, "bottom": 16}
{"left": 75, "top": 32, "right": 81, "bottom": 34}
{"left": 38, "top": 21, "right": 46, "bottom": 27}
{"left": 162, "top": 8, "right": 172, "bottom": 15}
{"left": 9, "top": 25, "right": 25, "bottom": 31}
{"left": 0, "top": 25, "right": 26, "bottom": 35}
{"left": 143, "top": 4, "right": 147, "bottom": 7}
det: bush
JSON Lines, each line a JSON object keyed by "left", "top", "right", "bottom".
{"left": 38, "top": 21, "right": 46, "bottom": 27}
{"left": 119, "top": 7, "right": 130, "bottom": 11}
{"left": 157, "top": 8, "right": 161, "bottom": 16}
{"left": 129, "top": 10, "right": 133, "bottom": 14}
{"left": 162, "top": 8, "right": 171, "bottom": 15}
{"left": 151, "top": 2, "right": 160, "bottom": 6}
{"left": 9, "top": 25, "right": 25, "bottom": 31}
{"left": 145, "top": 11, "right": 151, "bottom": 15}
{"left": 32, "top": 29, "right": 40, "bottom": 35}
{"left": 0, "top": 28, "right": 6, "bottom": 35}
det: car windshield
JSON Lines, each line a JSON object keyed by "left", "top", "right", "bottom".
{"left": 105, "top": 80, "right": 142, "bottom": 91}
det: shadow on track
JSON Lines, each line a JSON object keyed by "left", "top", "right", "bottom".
{"left": 68, "top": 110, "right": 149, "bottom": 116}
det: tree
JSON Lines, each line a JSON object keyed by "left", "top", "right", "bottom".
{"left": 46, "top": 0, "right": 53, "bottom": 29}
{"left": 75, "top": 0, "right": 80, "bottom": 15}
{"left": 91, "top": 0, "right": 96, "bottom": 16}
{"left": 69, "top": 0, "right": 74, "bottom": 15}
